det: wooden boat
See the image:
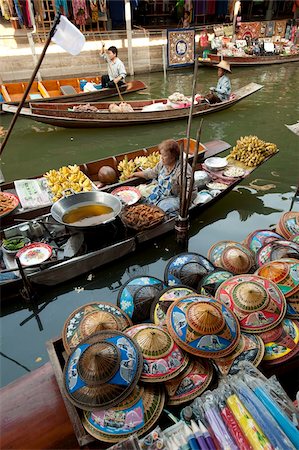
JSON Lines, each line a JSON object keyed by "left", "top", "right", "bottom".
{"left": 2, "top": 83, "right": 263, "bottom": 128}
{"left": 0, "top": 77, "right": 147, "bottom": 109}
{"left": 286, "top": 122, "right": 299, "bottom": 137}
{"left": 0, "top": 138, "right": 278, "bottom": 301}
{"left": 199, "top": 53, "right": 299, "bottom": 67}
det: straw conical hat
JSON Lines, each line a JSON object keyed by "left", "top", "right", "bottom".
{"left": 260, "top": 319, "right": 299, "bottom": 365}
{"left": 126, "top": 324, "right": 189, "bottom": 382}
{"left": 256, "top": 240, "right": 299, "bottom": 266}
{"left": 82, "top": 385, "right": 165, "bottom": 443}
{"left": 150, "top": 286, "right": 196, "bottom": 328}
{"left": 166, "top": 295, "right": 240, "bottom": 358}
{"left": 164, "top": 253, "right": 214, "bottom": 289}
{"left": 244, "top": 229, "right": 283, "bottom": 255}
{"left": 212, "top": 333, "right": 264, "bottom": 376}
{"left": 207, "top": 241, "right": 254, "bottom": 274}
{"left": 164, "top": 358, "right": 213, "bottom": 405}
{"left": 292, "top": 235, "right": 299, "bottom": 244}
{"left": 276, "top": 212, "right": 299, "bottom": 240}
{"left": 117, "top": 276, "right": 166, "bottom": 323}
{"left": 216, "top": 60, "right": 231, "bottom": 73}
{"left": 62, "top": 302, "right": 132, "bottom": 354}
{"left": 63, "top": 330, "right": 143, "bottom": 410}
{"left": 256, "top": 259, "right": 299, "bottom": 298}
{"left": 199, "top": 269, "right": 234, "bottom": 297}
{"left": 215, "top": 274, "right": 286, "bottom": 333}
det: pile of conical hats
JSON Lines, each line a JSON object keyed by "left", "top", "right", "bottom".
{"left": 60, "top": 211, "right": 299, "bottom": 444}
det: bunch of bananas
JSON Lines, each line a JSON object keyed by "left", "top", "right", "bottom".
{"left": 44, "top": 164, "right": 92, "bottom": 202}
{"left": 229, "top": 136, "right": 278, "bottom": 167}
{"left": 117, "top": 152, "right": 161, "bottom": 181}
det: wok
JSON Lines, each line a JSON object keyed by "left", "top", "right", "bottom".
{"left": 50, "top": 191, "right": 122, "bottom": 229}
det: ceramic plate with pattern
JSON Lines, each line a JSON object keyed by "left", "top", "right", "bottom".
{"left": 16, "top": 242, "right": 52, "bottom": 266}
{"left": 164, "top": 253, "right": 214, "bottom": 290}
{"left": 260, "top": 319, "right": 299, "bottom": 365}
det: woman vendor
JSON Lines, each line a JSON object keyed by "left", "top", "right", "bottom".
{"left": 132, "top": 139, "right": 197, "bottom": 215}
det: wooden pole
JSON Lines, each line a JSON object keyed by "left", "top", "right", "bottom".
{"left": 184, "top": 119, "right": 203, "bottom": 217}
{"left": 125, "top": 0, "right": 134, "bottom": 76}
{"left": 0, "top": 13, "right": 62, "bottom": 157}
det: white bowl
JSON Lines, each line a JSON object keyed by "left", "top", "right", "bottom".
{"left": 205, "top": 157, "right": 228, "bottom": 171}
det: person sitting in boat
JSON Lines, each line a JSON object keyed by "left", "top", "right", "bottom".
{"left": 100, "top": 44, "right": 127, "bottom": 88}
{"left": 131, "top": 139, "right": 197, "bottom": 216}
{"left": 205, "top": 60, "right": 231, "bottom": 104}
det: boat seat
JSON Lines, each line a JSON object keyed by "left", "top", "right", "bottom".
{"left": 60, "top": 85, "right": 77, "bottom": 95}
{"left": 29, "top": 93, "right": 43, "bottom": 100}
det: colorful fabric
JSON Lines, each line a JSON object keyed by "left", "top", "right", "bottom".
{"left": 55, "top": 0, "right": 68, "bottom": 15}
{"left": 265, "top": 21, "right": 275, "bottom": 37}
{"left": 237, "top": 22, "right": 261, "bottom": 39}
{"left": 72, "top": 0, "right": 89, "bottom": 25}
{"left": 90, "top": 0, "right": 98, "bottom": 22}
{"left": 99, "top": 0, "right": 107, "bottom": 21}
{"left": 147, "top": 164, "right": 176, "bottom": 205}
{"left": 13, "top": 0, "right": 23, "bottom": 26}
{"left": 167, "top": 28, "right": 195, "bottom": 67}
{"left": 0, "top": 0, "right": 11, "bottom": 20}
{"left": 275, "top": 20, "right": 287, "bottom": 37}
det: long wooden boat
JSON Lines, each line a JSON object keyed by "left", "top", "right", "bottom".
{"left": 0, "top": 78, "right": 147, "bottom": 109}
{"left": 1, "top": 138, "right": 278, "bottom": 302}
{"left": 2, "top": 83, "right": 263, "bottom": 128}
{"left": 199, "top": 53, "right": 299, "bottom": 67}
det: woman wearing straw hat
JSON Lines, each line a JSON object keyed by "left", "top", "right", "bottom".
{"left": 205, "top": 60, "right": 232, "bottom": 104}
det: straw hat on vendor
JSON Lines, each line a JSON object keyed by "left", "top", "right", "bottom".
{"left": 205, "top": 60, "right": 232, "bottom": 104}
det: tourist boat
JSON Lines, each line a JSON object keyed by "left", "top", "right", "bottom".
{"left": 199, "top": 53, "right": 299, "bottom": 67}
{"left": 0, "top": 77, "right": 147, "bottom": 110}
{"left": 0, "top": 137, "right": 278, "bottom": 301}
{"left": 2, "top": 82, "right": 263, "bottom": 128}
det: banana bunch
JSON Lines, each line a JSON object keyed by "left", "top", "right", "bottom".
{"left": 118, "top": 152, "right": 161, "bottom": 181}
{"left": 44, "top": 164, "right": 92, "bottom": 202}
{"left": 229, "top": 136, "right": 278, "bottom": 167}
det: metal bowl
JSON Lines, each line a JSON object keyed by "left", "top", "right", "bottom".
{"left": 205, "top": 157, "right": 228, "bottom": 172}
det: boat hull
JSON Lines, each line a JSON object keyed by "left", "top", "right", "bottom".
{"left": 199, "top": 53, "right": 299, "bottom": 66}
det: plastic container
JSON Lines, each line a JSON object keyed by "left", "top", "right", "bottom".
{"left": 94, "top": 84, "right": 102, "bottom": 90}
{"left": 79, "top": 79, "right": 88, "bottom": 90}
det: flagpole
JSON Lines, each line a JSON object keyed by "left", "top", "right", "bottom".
{"left": 0, "top": 12, "right": 62, "bottom": 157}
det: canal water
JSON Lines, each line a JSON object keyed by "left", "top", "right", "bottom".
{"left": 0, "top": 63, "right": 298, "bottom": 387}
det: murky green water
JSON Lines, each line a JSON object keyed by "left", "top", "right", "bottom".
{"left": 0, "top": 64, "right": 298, "bottom": 387}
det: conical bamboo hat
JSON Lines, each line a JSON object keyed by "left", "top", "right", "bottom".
{"left": 63, "top": 330, "right": 143, "bottom": 410}
{"left": 244, "top": 229, "right": 283, "bottom": 255}
{"left": 256, "top": 240, "right": 299, "bottom": 267}
{"left": 164, "top": 253, "right": 214, "bottom": 290}
{"left": 62, "top": 302, "right": 132, "bottom": 354}
{"left": 207, "top": 241, "right": 254, "bottom": 274}
{"left": 82, "top": 385, "right": 165, "bottom": 443}
{"left": 260, "top": 319, "right": 299, "bottom": 365}
{"left": 256, "top": 259, "right": 299, "bottom": 298}
{"left": 199, "top": 269, "right": 234, "bottom": 297}
{"left": 277, "top": 212, "right": 299, "bottom": 240}
{"left": 126, "top": 324, "right": 189, "bottom": 382}
{"left": 215, "top": 274, "right": 286, "bottom": 333}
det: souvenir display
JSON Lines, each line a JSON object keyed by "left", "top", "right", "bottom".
{"left": 107, "top": 435, "right": 141, "bottom": 449}
{"left": 256, "top": 259, "right": 299, "bottom": 299}
{"left": 244, "top": 229, "right": 283, "bottom": 255}
{"left": 150, "top": 286, "right": 196, "bottom": 328}
{"left": 16, "top": 242, "right": 52, "bottom": 266}
{"left": 199, "top": 269, "right": 234, "bottom": 296}
{"left": 166, "top": 295, "right": 240, "bottom": 358}
{"left": 164, "top": 358, "right": 213, "bottom": 405}
{"left": 276, "top": 211, "right": 299, "bottom": 240}
{"left": 256, "top": 240, "right": 299, "bottom": 266}
{"left": 139, "top": 427, "right": 166, "bottom": 450}
{"left": 63, "top": 330, "right": 143, "bottom": 410}
{"left": 260, "top": 319, "right": 299, "bottom": 365}
{"left": 164, "top": 253, "right": 214, "bottom": 290}
{"left": 62, "top": 302, "right": 132, "bottom": 354}
{"left": 117, "top": 276, "right": 167, "bottom": 323}
{"left": 82, "top": 385, "right": 165, "bottom": 443}
{"left": 126, "top": 324, "right": 189, "bottom": 382}
{"left": 207, "top": 241, "right": 255, "bottom": 274}
{"left": 215, "top": 274, "right": 287, "bottom": 333}
{"left": 212, "top": 333, "right": 264, "bottom": 376}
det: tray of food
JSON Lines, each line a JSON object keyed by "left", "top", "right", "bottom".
{"left": 0, "top": 192, "right": 20, "bottom": 218}
{"left": 121, "top": 204, "right": 165, "bottom": 231}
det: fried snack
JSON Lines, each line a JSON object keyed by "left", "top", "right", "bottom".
{"left": 0, "top": 192, "right": 18, "bottom": 216}
{"left": 122, "top": 204, "right": 165, "bottom": 230}
{"left": 44, "top": 164, "right": 92, "bottom": 202}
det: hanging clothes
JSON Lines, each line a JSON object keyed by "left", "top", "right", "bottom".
{"left": 206, "top": 0, "right": 216, "bottom": 15}
{"left": 13, "top": 0, "right": 23, "bottom": 26}
{"left": 90, "top": 0, "right": 99, "bottom": 22}
{"left": 55, "top": 0, "right": 69, "bottom": 16}
{"left": 0, "top": 0, "right": 10, "bottom": 20}
{"left": 98, "top": 0, "right": 107, "bottom": 21}
{"left": 25, "top": 0, "right": 32, "bottom": 27}
{"left": 72, "top": 0, "right": 89, "bottom": 25}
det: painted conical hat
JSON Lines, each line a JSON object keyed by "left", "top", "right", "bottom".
{"left": 207, "top": 241, "right": 254, "bottom": 274}
{"left": 256, "top": 240, "right": 299, "bottom": 266}
{"left": 82, "top": 384, "right": 165, "bottom": 443}
{"left": 199, "top": 269, "right": 234, "bottom": 297}
{"left": 117, "top": 276, "right": 166, "bottom": 323}
{"left": 164, "top": 358, "right": 213, "bottom": 406}
{"left": 150, "top": 286, "right": 197, "bottom": 328}
{"left": 292, "top": 235, "right": 299, "bottom": 244}
{"left": 63, "top": 330, "right": 143, "bottom": 410}
{"left": 62, "top": 302, "right": 132, "bottom": 354}
{"left": 244, "top": 229, "right": 283, "bottom": 255}
{"left": 164, "top": 253, "right": 214, "bottom": 290}
{"left": 212, "top": 333, "right": 264, "bottom": 376}
{"left": 277, "top": 212, "right": 299, "bottom": 240}
{"left": 260, "top": 319, "right": 299, "bottom": 365}
{"left": 166, "top": 295, "right": 240, "bottom": 358}
{"left": 215, "top": 274, "right": 287, "bottom": 333}
{"left": 256, "top": 259, "right": 299, "bottom": 298}
{"left": 126, "top": 324, "right": 189, "bottom": 382}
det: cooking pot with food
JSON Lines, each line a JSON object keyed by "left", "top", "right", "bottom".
{"left": 50, "top": 191, "right": 122, "bottom": 230}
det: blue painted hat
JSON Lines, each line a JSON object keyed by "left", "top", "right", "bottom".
{"left": 244, "top": 229, "right": 283, "bottom": 255}
{"left": 64, "top": 330, "right": 143, "bottom": 410}
{"left": 166, "top": 294, "right": 240, "bottom": 358}
{"left": 117, "top": 276, "right": 167, "bottom": 323}
{"left": 199, "top": 269, "right": 234, "bottom": 297}
{"left": 164, "top": 253, "right": 214, "bottom": 290}
{"left": 82, "top": 385, "right": 165, "bottom": 443}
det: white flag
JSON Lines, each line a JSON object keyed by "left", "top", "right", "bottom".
{"left": 51, "top": 15, "right": 85, "bottom": 56}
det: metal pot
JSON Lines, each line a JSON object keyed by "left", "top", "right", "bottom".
{"left": 50, "top": 191, "right": 122, "bottom": 229}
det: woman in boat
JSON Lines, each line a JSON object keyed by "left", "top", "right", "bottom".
{"left": 100, "top": 44, "right": 127, "bottom": 88}
{"left": 132, "top": 139, "right": 197, "bottom": 216}
{"left": 205, "top": 60, "right": 232, "bottom": 104}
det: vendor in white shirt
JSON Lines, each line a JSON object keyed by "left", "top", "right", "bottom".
{"left": 205, "top": 60, "right": 232, "bottom": 104}
{"left": 100, "top": 45, "right": 127, "bottom": 88}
